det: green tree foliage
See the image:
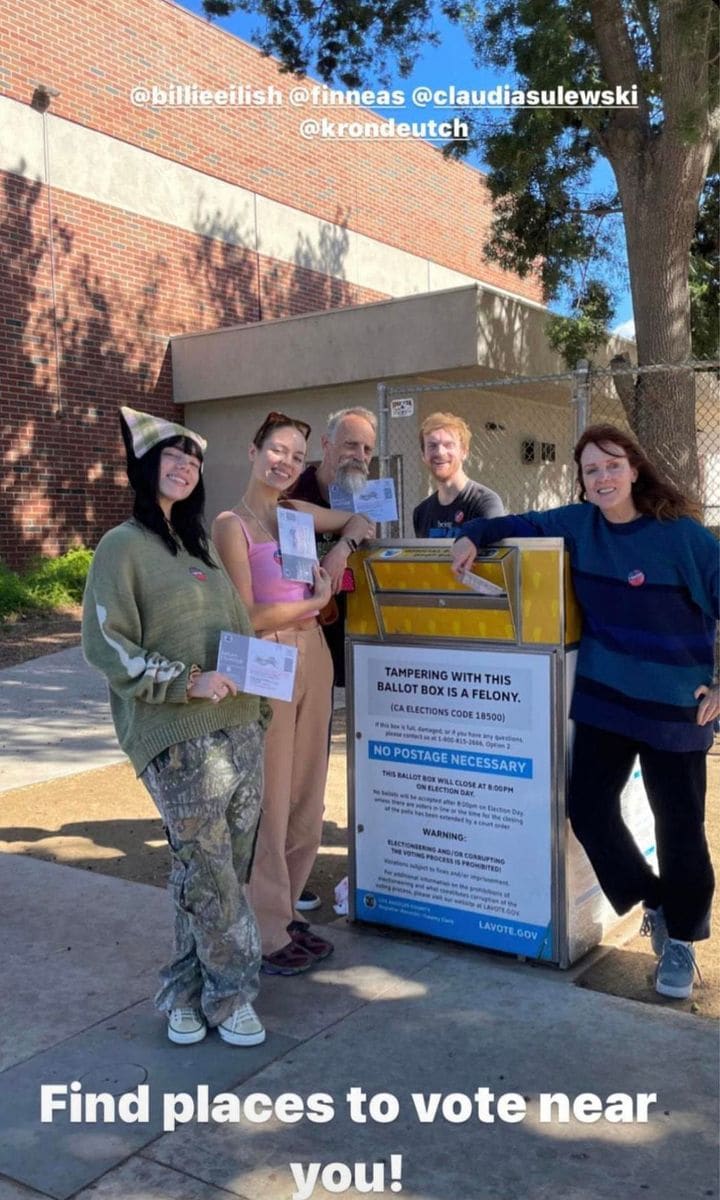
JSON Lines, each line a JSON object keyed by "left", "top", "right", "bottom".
{"left": 201, "top": 1, "right": 449, "bottom": 86}
{"left": 546, "top": 281, "right": 615, "bottom": 369}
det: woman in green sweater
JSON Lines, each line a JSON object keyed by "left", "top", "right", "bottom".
{"left": 82, "top": 406, "right": 271, "bottom": 1048}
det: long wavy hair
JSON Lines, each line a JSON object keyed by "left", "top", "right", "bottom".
{"left": 574, "top": 424, "right": 701, "bottom": 521}
{"left": 122, "top": 430, "right": 216, "bottom": 566}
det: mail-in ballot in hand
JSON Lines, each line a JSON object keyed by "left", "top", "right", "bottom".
{"left": 217, "top": 631, "right": 297, "bottom": 702}
{"left": 329, "top": 477, "right": 398, "bottom": 523}
{"left": 277, "top": 506, "right": 318, "bottom": 584}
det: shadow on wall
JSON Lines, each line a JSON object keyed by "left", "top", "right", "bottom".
{"left": 1, "top": 169, "right": 174, "bottom": 567}
{"left": 187, "top": 200, "right": 355, "bottom": 326}
{"left": 2, "top": 171, "right": 359, "bottom": 568}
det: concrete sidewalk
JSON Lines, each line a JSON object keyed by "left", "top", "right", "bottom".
{"left": 0, "top": 646, "right": 123, "bottom": 792}
{"left": 1, "top": 647, "right": 718, "bottom": 1200}
{"left": 0, "top": 852, "right": 717, "bottom": 1200}
{"left": 0, "top": 646, "right": 346, "bottom": 793}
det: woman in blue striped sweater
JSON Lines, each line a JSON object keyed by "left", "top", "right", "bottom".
{"left": 452, "top": 424, "right": 719, "bottom": 1000}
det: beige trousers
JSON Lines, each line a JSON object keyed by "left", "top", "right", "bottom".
{"left": 247, "top": 624, "right": 333, "bottom": 954}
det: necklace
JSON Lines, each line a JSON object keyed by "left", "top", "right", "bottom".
{"left": 240, "top": 497, "right": 277, "bottom": 541}
{"left": 163, "top": 515, "right": 180, "bottom": 544}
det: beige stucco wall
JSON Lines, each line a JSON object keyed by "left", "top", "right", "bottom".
{"left": 191, "top": 383, "right": 380, "bottom": 525}
{"left": 172, "top": 286, "right": 486, "bottom": 404}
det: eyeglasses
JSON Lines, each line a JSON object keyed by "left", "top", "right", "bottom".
{"left": 253, "top": 411, "right": 311, "bottom": 447}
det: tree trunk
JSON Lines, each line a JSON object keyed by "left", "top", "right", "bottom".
{"left": 589, "top": 0, "right": 717, "bottom": 498}
{"left": 606, "top": 139, "right": 705, "bottom": 494}
{"left": 624, "top": 199, "right": 698, "bottom": 492}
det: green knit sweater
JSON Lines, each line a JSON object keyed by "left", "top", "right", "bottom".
{"left": 82, "top": 520, "right": 270, "bottom": 775}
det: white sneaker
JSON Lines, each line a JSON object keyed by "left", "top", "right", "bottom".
{"left": 296, "top": 888, "right": 322, "bottom": 912}
{"left": 218, "top": 1001, "right": 266, "bottom": 1046}
{"left": 168, "top": 1006, "right": 206, "bottom": 1045}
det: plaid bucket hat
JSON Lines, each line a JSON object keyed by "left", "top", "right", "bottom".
{"left": 119, "top": 405, "right": 207, "bottom": 459}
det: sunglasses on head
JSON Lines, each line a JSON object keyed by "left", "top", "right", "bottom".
{"left": 253, "top": 411, "right": 311, "bottom": 447}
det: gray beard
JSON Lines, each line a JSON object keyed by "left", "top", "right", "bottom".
{"left": 336, "top": 461, "right": 369, "bottom": 495}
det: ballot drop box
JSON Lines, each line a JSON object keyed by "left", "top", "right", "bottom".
{"left": 345, "top": 540, "right": 656, "bottom": 967}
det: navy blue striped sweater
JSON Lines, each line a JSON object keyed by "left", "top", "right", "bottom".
{"left": 459, "top": 505, "right": 719, "bottom": 752}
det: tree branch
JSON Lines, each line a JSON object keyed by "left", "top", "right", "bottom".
{"left": 632, "top": 0, "right": 660, "bottom": 63}
{"left": 589, "top": 0, "right": 652, "bottom": 130}
{"left": 574, "top": 205, "right": 623, "bottom": 216}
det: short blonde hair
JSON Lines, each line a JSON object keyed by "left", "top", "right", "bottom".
{"left": 419, "top": 412, "right": 471, "bottom": 454}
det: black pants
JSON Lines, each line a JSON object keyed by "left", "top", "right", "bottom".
{"left": 568, "top": 723, "right": 714, "bottom": 942}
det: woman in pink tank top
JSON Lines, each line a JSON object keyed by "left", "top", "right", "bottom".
{"left": 213, "top": 412, "right": 373, "bottom": 977}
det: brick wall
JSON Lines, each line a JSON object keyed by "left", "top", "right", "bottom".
{"left": 0, "top": 0, "right": 542, "bottom": 302}
{"left": 0, "top": 0, "right": 544, "bottom": 566}
{"left": 0, "top": 170, "right": 381, "bottom": 563}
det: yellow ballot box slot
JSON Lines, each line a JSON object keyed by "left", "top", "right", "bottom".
{"left": 346, "top": 539, "right": 579, "bottom": 647}
{"left": 349, "top": 544, "right": 518, "bottom": 642}
{"left": 371, "top": 558, "right": 507, "bottom": 593}
{"left": 381, "top": 606, "right": 516, "bottom": 639}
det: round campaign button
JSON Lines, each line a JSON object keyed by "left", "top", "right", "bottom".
{"left": 628, "top": 569, "right": 645, "bottom": 587}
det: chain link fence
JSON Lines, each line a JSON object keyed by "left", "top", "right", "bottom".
{"left": 377, "top": 361, "right": 720, "bottom": 535}
{"left": 585, "top": 361, "right": 720, "bottom": 535}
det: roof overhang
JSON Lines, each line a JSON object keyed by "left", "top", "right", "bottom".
{"left": 171, "top": 284, "right": 634, "bottom": 408}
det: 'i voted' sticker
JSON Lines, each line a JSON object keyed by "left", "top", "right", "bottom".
{"left": 627, "top": 569, "right": 645, "bottom": 587}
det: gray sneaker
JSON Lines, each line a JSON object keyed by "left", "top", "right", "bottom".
{"left": 640, "top": 905, "right": 668, "bottom": 957}
{"left": 655, "top": 939, "right": 700, "bottom": 999}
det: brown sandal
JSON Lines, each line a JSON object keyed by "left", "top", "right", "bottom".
{"left": 261, "top": 940, "right": 314, "bottom": 975}
{"left": 288, "top": 920, "right": 334, "bottom": 960}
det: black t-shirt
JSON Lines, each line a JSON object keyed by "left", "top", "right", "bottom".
{"left": 412, "top": 480, "right": 505, "bottom": 538}
{"left": 290, "top": 465, "right": 347, "bottom": 687}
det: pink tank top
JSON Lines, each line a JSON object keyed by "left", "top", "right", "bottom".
{"left": 231, "top": 514, "right": 312, "bottom": 604}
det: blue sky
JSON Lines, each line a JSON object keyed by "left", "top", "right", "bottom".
{"left": 174, "top": 0, "right": 634, "bottom": 332}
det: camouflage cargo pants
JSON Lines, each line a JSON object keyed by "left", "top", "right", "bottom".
{"left": 140, "top": 721, "right": 264, "bottom": 1027}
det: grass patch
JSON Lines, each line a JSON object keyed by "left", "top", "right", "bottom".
{"left": 0, "top": 548, "right": 93, "bottom": 621}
